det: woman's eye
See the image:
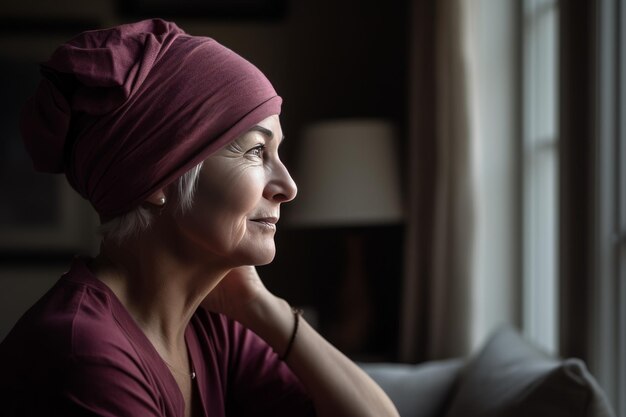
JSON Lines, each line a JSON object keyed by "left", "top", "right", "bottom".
{"left": 248, "top": 144, "right": 265, "bottom": 158}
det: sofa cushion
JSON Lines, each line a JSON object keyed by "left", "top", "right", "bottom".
{"left": 444, "top": 326, "right": 615, "bottom": 417}
{"left": 361, "top": 358, "right": 464, "bottom": 417}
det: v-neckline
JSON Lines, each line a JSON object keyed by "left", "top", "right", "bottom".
{"left": 70, "top": 256, "right": 209, "bottom": 417}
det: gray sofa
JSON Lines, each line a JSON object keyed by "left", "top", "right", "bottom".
{"left": 361, "top": 326, "right": 616, "bottom": 417}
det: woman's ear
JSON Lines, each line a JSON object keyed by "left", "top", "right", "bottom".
{"left": 144, "top": 189, "right": 167, "bottom": 207}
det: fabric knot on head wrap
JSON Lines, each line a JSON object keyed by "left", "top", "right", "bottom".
{"left": 20, "top": 18, "right": 282, "bottom": 219}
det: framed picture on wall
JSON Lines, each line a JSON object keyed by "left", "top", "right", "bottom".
{"left": 0, "top": 37, "right": 98, "bottom": 254}
{"left": 118, "top": 0, "right": 288, "bottom": 20}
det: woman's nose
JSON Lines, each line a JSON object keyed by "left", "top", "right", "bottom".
{"left": 265, "top": 160, "right": 298, "bottom": 203}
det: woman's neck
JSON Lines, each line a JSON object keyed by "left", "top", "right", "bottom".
{"left": 90, "top": 232, "right": 229, "bottom": 357}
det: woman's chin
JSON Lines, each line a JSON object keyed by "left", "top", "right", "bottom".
{"left": 231, "top": 244, "right": 276, "bottom": 267}
{"left": 251, "top": 248, "right": 276, "bottom": 266}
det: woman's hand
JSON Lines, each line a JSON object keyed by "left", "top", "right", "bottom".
{"left": 201, "top": 266, "right": 271, "bottom": 323}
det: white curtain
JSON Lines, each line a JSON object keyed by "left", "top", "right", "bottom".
{"left": 400, "top": 0, "right": 520, "bottom": 361}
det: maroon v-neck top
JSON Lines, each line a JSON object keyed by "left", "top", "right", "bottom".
{"left": 0, "top": 257, "right": 315, "bottom": 416}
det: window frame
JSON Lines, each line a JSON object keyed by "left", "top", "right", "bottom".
{"left": 593, "top": 0, "right": 625, "bottom": 413}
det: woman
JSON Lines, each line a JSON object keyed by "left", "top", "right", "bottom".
{"left": 0, "top": 19, "right": 399, "bottom": 417}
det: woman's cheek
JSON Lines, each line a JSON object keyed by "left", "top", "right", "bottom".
{"left": 184, "top": 163, "right": 266, "bottom": 254}
{"left": 207, "top": 180, "right": 262, "bottom": 251}
{"left": 223, "top": 169, "right": 266, "bottom": 213}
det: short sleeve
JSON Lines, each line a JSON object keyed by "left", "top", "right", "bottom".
{"left": 224, "top": 318, "right": 316, "bottom": 417}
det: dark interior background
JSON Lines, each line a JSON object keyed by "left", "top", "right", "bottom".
{"left": 0, "top": 0, "right": 410, "bottom": 361}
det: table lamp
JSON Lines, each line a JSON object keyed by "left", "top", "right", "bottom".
{"left": 286, "top": 119, "right": 403, "bottom": 354}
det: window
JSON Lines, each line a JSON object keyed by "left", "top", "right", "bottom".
{"left": 521, "top": 0, "right": 559, "bottom": 354}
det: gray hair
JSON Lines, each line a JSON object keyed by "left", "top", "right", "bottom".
{"left": 98, "top": 162, "right": 204, "bottom": 244}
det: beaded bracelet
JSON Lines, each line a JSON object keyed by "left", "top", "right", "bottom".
{"left": 280, "top": 308, "right": 303, "bottom": 361}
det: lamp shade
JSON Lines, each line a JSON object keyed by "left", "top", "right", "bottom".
{"left": 286, "top": 119, "right": 403, "bottom": 227}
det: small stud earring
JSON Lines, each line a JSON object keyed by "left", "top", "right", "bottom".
{"left": 158, "top": 196, "right": 166, "bottom": 206}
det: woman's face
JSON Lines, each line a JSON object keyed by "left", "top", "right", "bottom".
{"left": 171, "top": 114, "right": 297, "bottom": 267}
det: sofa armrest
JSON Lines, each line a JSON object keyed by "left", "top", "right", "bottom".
{"left": 360, "top": 358, "right": 465, "bottom": 417}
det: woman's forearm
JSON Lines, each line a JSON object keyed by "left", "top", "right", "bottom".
{"left": 240, "top": 294, "right": 400, "bottom": 417}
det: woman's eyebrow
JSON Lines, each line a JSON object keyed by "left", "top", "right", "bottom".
{"left": 250, "top": 125, "right": 286, "bottom": 143}
{"left": 250, "top": 125, "right": 273, "bottom": 138}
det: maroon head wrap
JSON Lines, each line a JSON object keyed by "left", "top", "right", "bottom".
{"left": 20, "top": 19, "right": 282, "bottom": 219}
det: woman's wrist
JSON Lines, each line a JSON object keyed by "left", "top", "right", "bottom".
{"left": 279, "top": 307, "right": 302, "bottom": 361}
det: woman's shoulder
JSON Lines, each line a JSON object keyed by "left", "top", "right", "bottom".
{"left": 0, "top": 260, "right": 163, "bottom": 415}
{"left": 1, "top": 258, "right": 132, "bottom": 366}
{"left": 191, "top": 307, "right": 281, "bottom": 366}
{"left": 192, "top": 307, "right": 247, "bottom": 344}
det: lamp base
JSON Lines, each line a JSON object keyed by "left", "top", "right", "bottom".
{"left": 327, "top": 231, "right": 372, "bottom": 354}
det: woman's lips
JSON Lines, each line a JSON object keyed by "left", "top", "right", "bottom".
{"left": 249, "top": 217, "right": 278, "bottom": 229}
